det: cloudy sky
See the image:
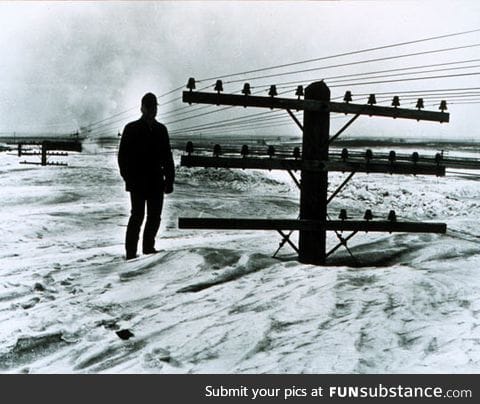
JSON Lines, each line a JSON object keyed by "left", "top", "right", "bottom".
{"left": 1, "top": 0, "right": 479, "bottom": 140}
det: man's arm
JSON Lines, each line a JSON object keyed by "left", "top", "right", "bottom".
{"left": 118, "top": 125, "right": 131, "bottom": 181}
{"left": 163, "top": 128, "right": 175, "bottom": 194}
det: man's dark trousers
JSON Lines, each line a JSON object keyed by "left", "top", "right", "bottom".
{"left": 126, "top": 191, "right": 164, "bottom": 258}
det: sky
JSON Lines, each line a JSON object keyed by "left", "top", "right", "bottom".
{"left": 0, "top": 0, "right": 480, "bottom": 140}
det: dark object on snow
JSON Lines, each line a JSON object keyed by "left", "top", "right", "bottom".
{"left": 33, "top": 283, "right": 45, "bottom": 292}
{"left": 143, "top": 248, "right": 159, "bottom": 255}
{"left": 116, "top": 329, "right": 134, "bottom": 340}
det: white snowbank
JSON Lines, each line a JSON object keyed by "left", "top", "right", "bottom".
{"left": 0, "top": 148, "right": 480, "bottom": 373}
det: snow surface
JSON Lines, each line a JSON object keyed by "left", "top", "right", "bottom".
{"left": 1, "top": 145, "right": 480, "bottom": 374}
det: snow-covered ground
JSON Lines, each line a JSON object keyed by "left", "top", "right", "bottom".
{"left": 1, "top": 144, "right": 480, "bottom": 374}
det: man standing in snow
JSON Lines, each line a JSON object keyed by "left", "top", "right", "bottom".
{"left": 118, "top": 92, "right": 175, "bottom": 260}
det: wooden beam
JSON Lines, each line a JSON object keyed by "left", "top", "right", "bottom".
{"left": 286, "top": 109, "right": 303, "bottom": 131}
{"left": 327, "top": 172, "right": 355, "bottom": 205}
{"left": 329, "top": 102, "right": 449, "bottom": 123}
{"left": 181, "top": 155, "right": 307, "bottom": 170}
{"left": 328, "top": 220, "right": 446, "bottom": 233}
{"left": 329, "top": 113, "right": 360, "bottom": 144}
{"left": 183, "top": 91, "right": 325, "bottom": 112}
{"left": 178, "top": 217, "right": 447, "bottom": 233}
{"left": 180, "top": 155, "right": 446, "bottom": 176}
{"left": 182, "top": 91, "right": 449, "bottom": 123}
{"left": 18, "top": 151, "right": 69, "bottom": 156}
{"left": 42, "top": 140, "right": 82, "bottom": 152}
{"left": 326, "top": 160, "right": 445, "bottom": 176}
{"left": 179, "top": 217, "right": 322, "bottom": 231}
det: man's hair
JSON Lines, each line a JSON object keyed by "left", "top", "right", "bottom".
{"left": 141, "top": 92, "right": 158, "bottom": 108}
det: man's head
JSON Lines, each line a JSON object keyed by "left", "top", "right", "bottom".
{"left": 141, "top": 92, "right": 158, "bottom": 120}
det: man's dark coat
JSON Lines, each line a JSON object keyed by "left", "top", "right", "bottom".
{"left": 118, "top": 117, "right": 174, "bottom": 195}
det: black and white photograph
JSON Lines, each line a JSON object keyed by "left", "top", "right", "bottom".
{"left": 0, "top": 0, "right": 480, "bottom": 378}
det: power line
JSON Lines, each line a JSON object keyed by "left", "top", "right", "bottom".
{"left": 171, "top": 116, "right": 291, "bottom": 134}
{"left": 327, "top": 64, "right": 480, "bottom": 85}
{"left": 57, "top": 29, "right": 480, "bottom": 137}
{"left": 166, "top": 69, "right": 468, "bottom": 129}
{"left": 197, "top": 28, "right": 480, "bottom": 82}
{"left": 170, "top": 82, "right": 475, "bottom": 135}
{"left": 169, "top": 73, "right": 480, "bottom": 133}
{"left": 447, "top": 101, "right": 480, "bottom": 105}
{"left": 169, "top": 111, "right": 288, "bottom": 134}
{"left": 220, "top": 43, "right": 480, "bottom": 85}
{"left": 175, "top": 113, "right": 348, "bottom": 137}
{"left": 87, "top": 112, "right": 139, "bottom": 136}
{"left": 90, "top": 83, "right": 480, "bottom": 137}
{"left": 161, "top": 83, "right": 256, "bottom": 119}
{"left": 376, "top": 92, "right": 480, "bottom": 99}
{"left": 329, "top": 71, "right": 480, "bottom": 88}
{"left": 164, "top": 86, "right": 272, "bottom": 126}
{"left": 175, "top": 117, "right": 298, "bottom": 136}
{"left": 170, "top": 110, "right": 282, "bottom": 130}
{"left": 347, "top": 87, "right": 480, "bottom": 97}
{"left": 83, "top": 37, "right": 480, "bottom": 136}
{"left": 165, "top": 105, "right": 236, "bottom": 126}
{"left": 83, "top": 107, "right": 138, "bottom": 131}
{"left": 161, "top": 103, "right": 211, "bottom": 119}
{"left": 86, "top": 57, "right": 480, "bottom": 136}
{"left": 260, "top": 58, "right": 480, "bottom": 91}
{"left": 159, "top": 77, "right": 480, "bottom": 133}
{"left": 272, "top": 64, "right": 480, "bottom": 96}
{"left": 84, "top": 84, "right": 185, "bottom": 131}
{"left": 170, "top": 109, "right": 352, "bottom": 136}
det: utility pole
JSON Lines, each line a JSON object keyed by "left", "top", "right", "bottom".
{"left": 299, "top": 81, "right": 330, "bottom": 264}
{"left": 178, "top": 79, "right": 449, "bottom": 265}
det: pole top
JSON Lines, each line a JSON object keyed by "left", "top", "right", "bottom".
{"left": 305, "top": 81, "right": 330, "bottom": 99}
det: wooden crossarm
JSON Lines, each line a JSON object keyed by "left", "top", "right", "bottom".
{"left": 42, "top": 140, "right": 82, "bottom": 152}
{"left": 180, "top": 155, "right": 445, "bottom": 176}
{"left": 327, "top": 220, "right": 446, "bottom": 233}
{"left": 182, "top": 91, "right": 449, "bottom": 123}
{"left": 329, "top": 101, "right": 449, "bottom": 123}
{"left": 178, "top": 218, "right": 447, "bottom": 233}
{"left": 183, "top": 91, "right": 324, "bottom": 112}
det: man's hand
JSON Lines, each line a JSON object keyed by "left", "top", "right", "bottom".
{"left": 164, "top": 183, "right": 174, "bottom": 194}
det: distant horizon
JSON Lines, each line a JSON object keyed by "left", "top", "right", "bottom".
{"left": 3, "top": 133, "right": 480, "bottom": 149}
